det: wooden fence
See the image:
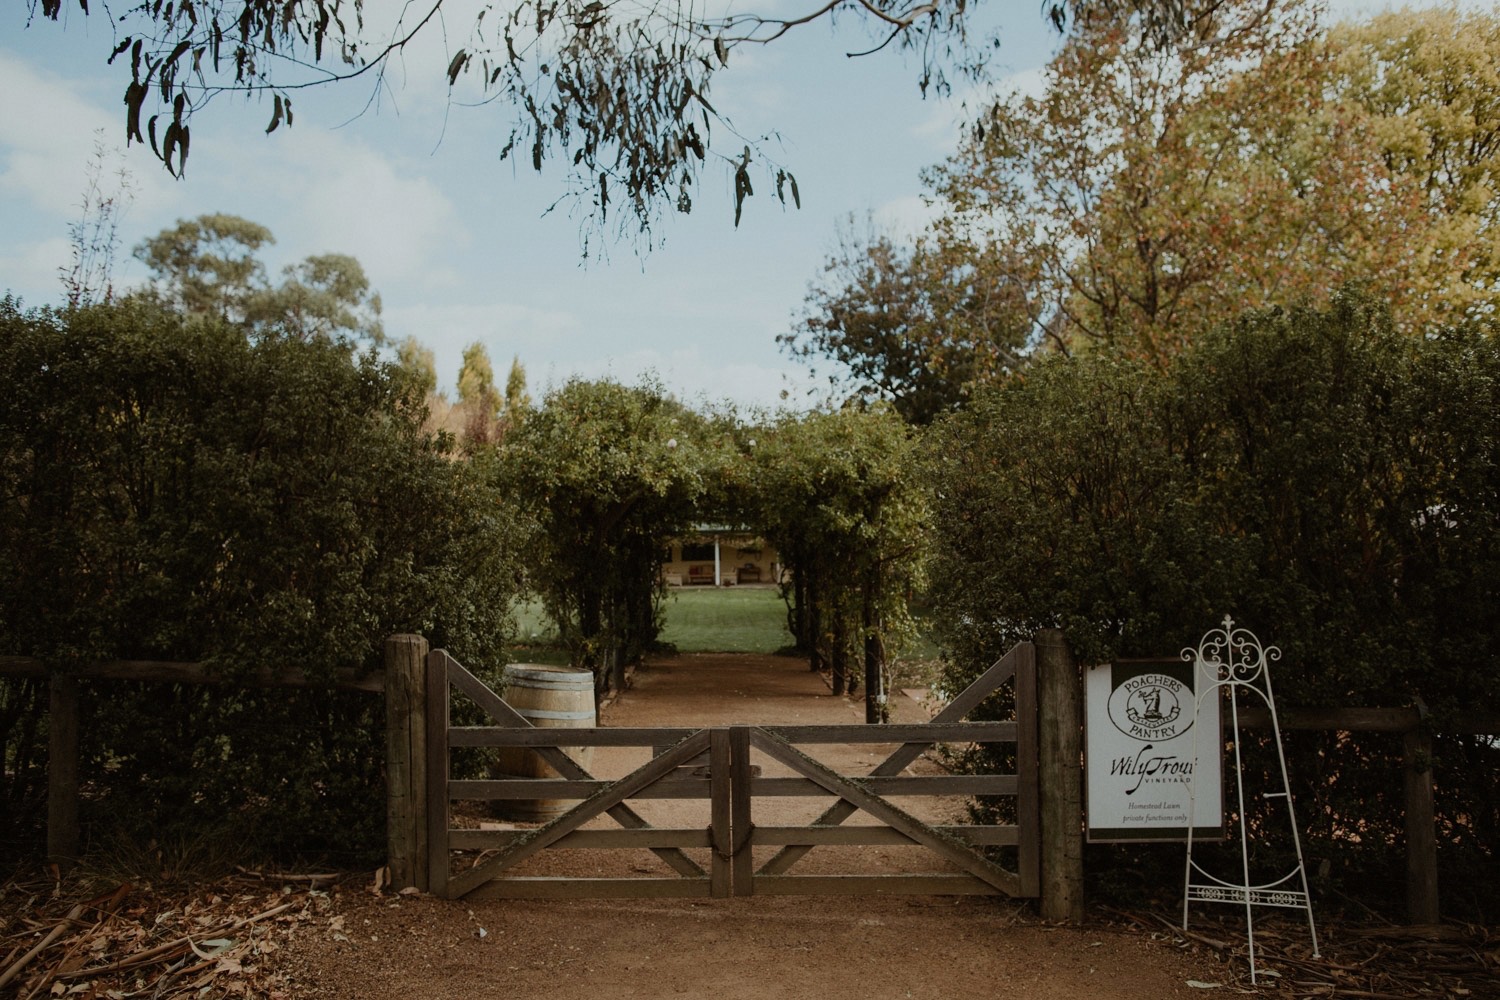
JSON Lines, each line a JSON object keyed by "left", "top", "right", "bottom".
{"left": 3, "top": 632, "right": 1486, "bottom": 923}
{"left": 1234, "top": 704, "right": 1494, "bottom": 926}
{"left": 0, "top": 655, "right": 382, "bottom": 864}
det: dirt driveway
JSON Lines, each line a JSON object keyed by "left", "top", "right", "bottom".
{"left": 283, "top": 654, "right": 1223, "bottom": 1000}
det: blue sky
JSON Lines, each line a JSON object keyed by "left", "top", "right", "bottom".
{"left": 0, "top": 0, "right": 1421, "bottom": 410}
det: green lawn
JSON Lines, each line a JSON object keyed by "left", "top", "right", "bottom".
{"left": 511, "top": 597, "right": 559, "bottom": 645}
{"left": 507, "top": 586, "right": 793, "bottom": 657}
{"left": 657, "top": 586, "right": 792, "bottom": 653}
{"left": 509, "top": 587, "right": 947, "bottom": 665}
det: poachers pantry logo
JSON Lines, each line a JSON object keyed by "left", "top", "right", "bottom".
{"left": 1107, "top": 672, "right": 1191, "bottom": 741}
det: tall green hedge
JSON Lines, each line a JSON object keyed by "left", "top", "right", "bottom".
{"left": 0, "top": 297, "right": 520, "bottom": 861}
{"left": 929, "top": 291, "right": 1500, "bottom": 917}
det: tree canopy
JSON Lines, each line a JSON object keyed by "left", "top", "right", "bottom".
{"left": 788, "top": 0, "right": 1500, "bottom": 401}
{"left": 747, "top": 405, "right": 929, "bottom": 715}
{"left": 782, "top": 220, "right": 1031, "bottom": 424}
{"left": 929, "top": 289, "right": 1500, "bottom": 699}
{"left": 930, "top": 0, "right": 1500, "bottom": 363}
{"left": 26, "top": 0, "right": 1218, "bottom": 239}
{"left": 0, "top": 293, "right": 520, "bottom": 856}
{"left": 926, "top": 288, "right": 1500, "bottom": 914}
{"left": 135, "top": 213, "right": 385, "bottom": 342}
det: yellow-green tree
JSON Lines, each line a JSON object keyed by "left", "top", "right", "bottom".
{"left": 1321, "top": 6, "right": 1500, "bottom": 331}
{"left": 452, "top": 344, "right": 531, "bottom": 447}
{"left": 395, "top": 336, "right": 438, "bottom": 399}
{"left": 497, "top": 378, "right": 715, "bottom": 694}
{"left": 931, "top": 0, "right": 1324, "bottom": 363}
{"left": 928, "top": 0, "right": 1500, "bottom": 365}
{"left": 502, "top": 355, "right": 532, "bottom": 433}
{"left": 748, "top": 406, "right": 929, "bottom": 718}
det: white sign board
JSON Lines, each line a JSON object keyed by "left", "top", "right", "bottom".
{"left": 1086, "top": 658, "right": 1223, "bottom": 842}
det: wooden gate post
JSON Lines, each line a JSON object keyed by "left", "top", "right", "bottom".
{"left": 385, "top": 634, "right": 430, "bottom": 891}
{"left": 1402, "top": 727, "right": 1439, "bottom": 924}
{"left": 1036, "top": 628, "right": 1084, "bottom": 922}
{"left": 47, "top": 672, "right": 81, "bottom": 866}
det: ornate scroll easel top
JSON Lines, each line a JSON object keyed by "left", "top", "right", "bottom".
{"left": 1181, "top": 615, "right": 1281, "bottom": 689}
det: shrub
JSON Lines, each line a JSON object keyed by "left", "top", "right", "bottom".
{"left": 928, "top": 290, "right": 1500, "bottom": 917}
{"left": 0, "top": 297, "right": 521, "bottom": 862}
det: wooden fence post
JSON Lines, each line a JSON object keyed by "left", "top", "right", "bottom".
{"left": 1402, "top": 727, "right": 1439, "bottom": 924}
{"left": 47, "top": 673, "right": 81, "bottom": 866}
{"left": 1036, "top": 628, "right": 1084, "bottom": 922}
{"left": 385, "top": 634, "right": 429, "bottom": 891}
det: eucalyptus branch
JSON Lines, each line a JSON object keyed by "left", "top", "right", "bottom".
{"left": 845, "top": 26, "right": 905, "bottom": 58}
{"left": 850, "top": 0, "right": 941, "bottom": 30}
{"left": 713, "top": 1, "right": 845, "bottom": 46}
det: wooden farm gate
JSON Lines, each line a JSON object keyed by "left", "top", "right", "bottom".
{"left": 418, "top": 643, "right": 1039, "bottom": 901}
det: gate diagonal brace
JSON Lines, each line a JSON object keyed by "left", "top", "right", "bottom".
{"left": 746, "top": 728, "right": 1022, "bottom": 896}
{"left": 448, "top": 729, "right": 714, "bottom": 898}
{"left": 442, "top": 653, "right": 703, "bottom": 879}
{"left": 758, "top": 642, "right": 1029, "bottom": 877}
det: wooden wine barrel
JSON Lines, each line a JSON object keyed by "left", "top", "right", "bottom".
{"left": 490, "top": 663, "right": 596, "bottom": 822}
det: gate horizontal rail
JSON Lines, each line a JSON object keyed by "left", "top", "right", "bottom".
{"left": 448, "top": 723, "right": 1018, "bottom": 746}
{"left": 452, "top": 774, "right": 1020, "bottom": 800}
{"left": 451, "top": 824, "right": 1023, "bottom": 851}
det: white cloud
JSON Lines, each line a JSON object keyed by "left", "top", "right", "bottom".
{"left": 349, "top": 0, "right": 484, "bottom": 106}
{"left": 211, "top": 127, "right": 466, "bottom": 292}
{"left": 0, "top": 236, "right": 71, "bottom": 303}
{"left": 0, "top": 52, "right": 174, "bottom": 219}
{"left": 388, "top": 300, "right": 578, "bottom": 346}
{"left": 0, "top": 53, "right": 109, "bottom": 215}
{"left": 910, "top": 63, "right": 1049, "bottom": 150}
{"left": 0, "top": 49, "right": 173, "bottom": 303}
{"left": 301, "top": 147, "right": 462, "bottom": 284}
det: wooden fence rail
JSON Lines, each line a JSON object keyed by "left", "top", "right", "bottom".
{"left": 1235, "top": 704, "right": 1499, "bottom": 926}
{"left": 0, "top": 656, "right": 383, "bottom": 690}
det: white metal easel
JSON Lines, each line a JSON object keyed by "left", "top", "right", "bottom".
{"left": 1183, "top": 616, "right": 1319, "bottom": 983}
